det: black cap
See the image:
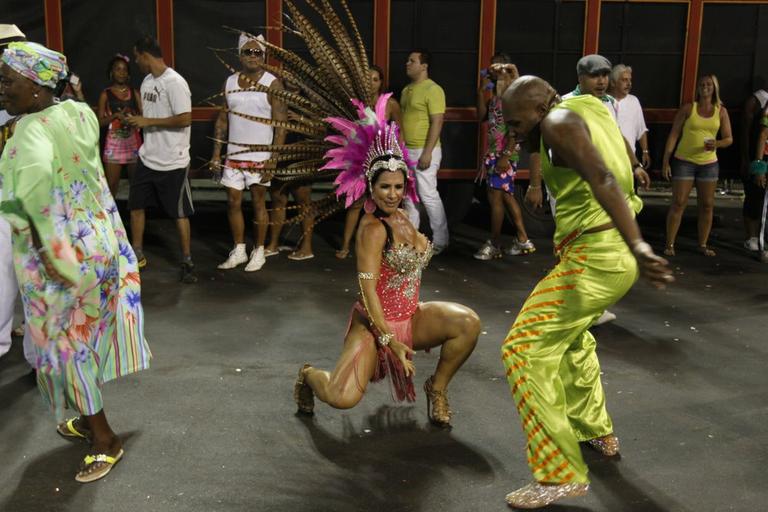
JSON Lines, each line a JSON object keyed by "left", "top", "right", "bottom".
{"left": 576, "top": 54, "right": 612, "bottom": 76}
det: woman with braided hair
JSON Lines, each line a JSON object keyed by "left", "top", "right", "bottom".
{"left": 293, "top": 95, "right": 480, "bottom": 426}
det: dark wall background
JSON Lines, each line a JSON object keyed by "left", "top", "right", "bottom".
{"left": 389, "top": 0, "right": 480, "bottom": 174}
{"left": 61, "top": 0, "right": 157, "bottom": 104}
{"left": 0, "top": 0, "right": 46, "bottom": 48}
{"left": 698, "top": 3, "right": 768, "bottom": 177}
{"left": 496, "top": 0, "right": 586, "bottom": 96}
{"left": 175, "top": 0, "right": 267, "bottom": 173}
{"left": 5, "top": 0, "right": 767, "bottom": 177}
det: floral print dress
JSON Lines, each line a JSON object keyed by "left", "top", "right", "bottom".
{"left": 0, "top": 100, "right": 150, "bottom": 417}
{"left": 481, "top": 95, "right": 519, "bottom": 193}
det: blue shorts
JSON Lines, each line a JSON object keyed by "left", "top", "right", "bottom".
{"left": 672, "top": 158, "right": 719, "bottom": 182}
{"left": 483, "top": 153, "right": 516, "bottom": 194}
{"left": 488, "top": 169, "right": 515, "bottom": 193}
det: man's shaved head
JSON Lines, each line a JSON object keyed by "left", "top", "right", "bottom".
{"left": 501, "top": 75, "right": 557, "bottom": 151}
{"left": 502, "top": 76, "right": 554, "bottom": 119}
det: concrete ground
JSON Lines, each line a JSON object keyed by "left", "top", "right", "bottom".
{"left": 0, "top": 192, "right": 766, "bottom": 512}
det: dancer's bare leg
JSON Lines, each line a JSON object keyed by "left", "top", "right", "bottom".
{"left": 411, "top": 301, "right": 481, "bottom": 391}
{"left": 104, "top": 162, "right": 123, "bottom": 199}
{"left": 266, "top": 183, "right": 288, "bottom": 252}
{"left": 695, "top": 179, "right": 717, "bottom": 254}
{"left": 292, "top": 185, "right": 314, "bottom": 257}
{"left": 226, "top": 188, "right": 245, "bottom": 244}
{"left": 176, "top": 218, "right": 192, "bottom": 260}
{"left": 304, "top": 309, "right": 378, "bottom": 409}
{"left": 665, "top": 179, "right": 695, "bottom": 254}
{"left": 502, "top": 192, "right": 530, "bottom": 242}
{"left": 130, "top": 209, "right": 145, "bottom": 250}
{"left": 249, "top": 185, "right": 268, "bottom": 247}
{"left": 488, "top": 188, "right": 505, "bottom": 246}
{"left": 338, "top": 199, "right": 364, "bottom": 258}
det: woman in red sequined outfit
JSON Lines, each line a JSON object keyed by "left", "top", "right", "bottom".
{"left": 294, "top": 166, "right": 480, "bottom": 427}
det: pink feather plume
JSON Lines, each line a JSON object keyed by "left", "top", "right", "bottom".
{"left": 325, "top": 93, "right": 418, "bottom": 209}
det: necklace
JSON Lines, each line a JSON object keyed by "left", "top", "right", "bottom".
{"left": 240, "top": 70, "right": 264, "bottom": 87}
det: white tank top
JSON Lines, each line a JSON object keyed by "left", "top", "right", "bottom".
{"left": 225, "top": 71, "right": 276, "bottom": 162}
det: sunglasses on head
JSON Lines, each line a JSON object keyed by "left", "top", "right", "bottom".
{"left": 241, "top": 48, "right": 264, "bottom": 57}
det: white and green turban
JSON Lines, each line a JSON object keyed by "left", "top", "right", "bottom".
{"left": 1, "top": 41, "right": 68, "bottom": 89}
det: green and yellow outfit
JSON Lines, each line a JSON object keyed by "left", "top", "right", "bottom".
{"left": 501, "top": 95, "right": 642, "bottom": 484}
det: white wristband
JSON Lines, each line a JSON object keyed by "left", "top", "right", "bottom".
{"left": 631, "top": 240, "right": 652, "bottom": 256}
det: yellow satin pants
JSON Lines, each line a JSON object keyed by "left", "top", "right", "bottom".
{"left": 501, "top": 229, "right": 638, "bottom": 484}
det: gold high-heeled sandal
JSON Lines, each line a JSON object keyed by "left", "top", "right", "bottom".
{"left": 294, "top": 364, "right": 315, "bottom": 415}
{"left": 424, "top": 376, "right": 452, "bottom": 428}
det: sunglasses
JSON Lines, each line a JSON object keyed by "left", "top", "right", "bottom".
{"left": 240, "top": 48, "right": 265, "bottom": 57}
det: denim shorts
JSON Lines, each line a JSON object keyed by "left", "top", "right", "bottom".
{"left": 672, "top": 158, "right": 719, "bottom": 182}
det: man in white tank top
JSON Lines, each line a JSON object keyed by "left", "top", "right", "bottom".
{"left": 211, "top": 34, "right": 287, "bottom": 271}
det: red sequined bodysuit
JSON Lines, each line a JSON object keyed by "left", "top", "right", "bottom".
{"left": 351, "top": 238, "right": 432, "bottom": 402}
{"left": 376, "top": 241, "right": 432, "bottom": 321}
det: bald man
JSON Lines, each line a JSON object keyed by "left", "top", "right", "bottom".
{"left": 499, "top": 76, "right": 672, "bottom": 508}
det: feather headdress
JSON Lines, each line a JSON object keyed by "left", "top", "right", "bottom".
{"left": 323, "top": 93, "right": 417, "bottom": 208}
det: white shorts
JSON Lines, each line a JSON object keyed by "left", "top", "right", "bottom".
{"left": 220, "top": 159, "right": 271, "bottom": 190}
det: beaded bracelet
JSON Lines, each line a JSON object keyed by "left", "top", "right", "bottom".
{"left": 377, "top": 332, "right": 394, "bottom": 347}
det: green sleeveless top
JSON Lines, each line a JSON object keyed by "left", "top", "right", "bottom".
{"left": 541, "top": 95, "right": 643, "bottom": 249}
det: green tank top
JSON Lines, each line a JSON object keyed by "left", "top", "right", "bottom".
{"left": 541, "top": 95, "right": 643, "bottom": 249}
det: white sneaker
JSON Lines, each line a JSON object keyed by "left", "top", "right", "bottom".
{"left": 745, "top": 237, "right": 759, "bottom": 251}
{"left": 505, "top": 239, "right": 536, "bottom": 256}
{"left": 474, "top": 240, "right": 502, "bottom": 260}
{"left": 218, "top": 244, "right": 248, "bottom": 269}
{"left": 244, "top": 246, "right": 266, "bottom": 272}
{"left": 432, "top": 244, "right": 447, "bottom": 256}
{"left": 593, "top": 310, "right": 617, "bottom": 326}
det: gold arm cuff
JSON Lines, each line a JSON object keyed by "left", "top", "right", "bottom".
{"left": 358, "top": 272, "right": 377, "bottom": 280}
